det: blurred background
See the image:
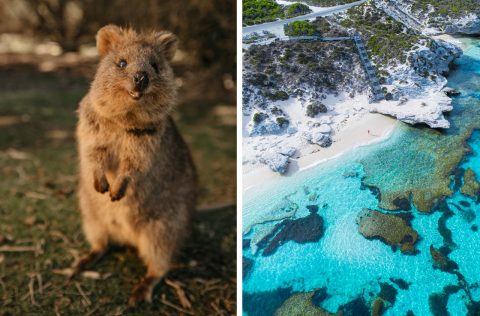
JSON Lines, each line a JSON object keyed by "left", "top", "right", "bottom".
{"left": 0, "top": 0, "right": 236, "bottom": 315}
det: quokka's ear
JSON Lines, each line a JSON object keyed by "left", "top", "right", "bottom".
{"left": 151, "top": 31, "right": 178, "bottom": 61}
{"left": 96, "top": 25, "right": 125, "bottom": 57}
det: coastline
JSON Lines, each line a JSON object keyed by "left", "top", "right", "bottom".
{"left": 243, "top": 112, "right": 398, "bottom": 192}
{"left": 242, "top": 5, "right": 469, "bottom": 197}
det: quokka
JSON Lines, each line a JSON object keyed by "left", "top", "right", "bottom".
{"left": 74, "top": 24, "right": 197, "bottom": 305}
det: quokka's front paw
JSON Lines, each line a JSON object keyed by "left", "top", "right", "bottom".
{"left": 109, "top": 176, "right": 129, "bottom": 201}
{"left": 93, "top": 173, "right": 109, "bottom": 194}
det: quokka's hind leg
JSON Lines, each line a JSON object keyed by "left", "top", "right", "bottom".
{"left": 128, "top": 229, "right": 175, "bottom": 305}
{"left": 70, "top": 248, "right": 108, "bottom": 279}
{"left": 71, "top": 203, "right": 109, "bottom": 278}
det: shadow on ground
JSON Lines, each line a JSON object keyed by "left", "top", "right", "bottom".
{"left": 0, "top": 54, "right": 236, "bottom": 315}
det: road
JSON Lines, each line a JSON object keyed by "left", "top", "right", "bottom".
{"left": 243, "top": 0, "right": 367, "bottom": 34}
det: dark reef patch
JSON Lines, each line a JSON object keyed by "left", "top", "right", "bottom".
{"left": 243, "top": 286, "right": 293, "bottom": 316}
{"left": 453, "top": 167, "right": 465, "bottom": 191}
{"left": 467, "top": 300, "right": 480, "bottom": 315}
{"left": 389, "top": 278, "right": 411, "bottom": 290}
{"left": 379, "top": 282, "right": 397, "bottom": 305}
{"left": 429, "top": 285, "right": 462, "bottom": 316}
{"left": 307, "top": 204, "right": 319, "bottom": 214}
{"left": 339, "top": 296, "right": 370, "bottom": 316}
{"left": 430, "top": 245, "right": 458, "bottom": 273}
{"left": 459, "top": 200, "right": 471, "bottom": 208}
{"left": 258, "top": 207, "right": 325, "bottom": 256}
{"left": 243, "top": 256, "right": 254, "bottom": 280}
{"left": 452, "top": 202, "right": 476, "bottom": 223}
{"left": 360, "top": 180, "right": 381, "bottom": 202}
{"left": 436, "top": 199, "right": 456, "bottom": 251}
{"left": 311, "top": 287, "right": 330, "bottom": 307}
{"left": 392, "top": 197, "right": 412, "bottom": 211}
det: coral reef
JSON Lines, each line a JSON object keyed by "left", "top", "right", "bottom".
{"left": 356, "top": 209, "right": 419, "bottom": 254}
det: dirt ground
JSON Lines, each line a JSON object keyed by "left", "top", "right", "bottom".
{"left": 0, "top": 52, "right": 236, "bottom": 315}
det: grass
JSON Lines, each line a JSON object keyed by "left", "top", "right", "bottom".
{"left": 0, "top": 55, "right": 236, "bottom": 315}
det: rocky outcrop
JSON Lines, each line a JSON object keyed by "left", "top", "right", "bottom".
{"left": 370, "top": 90, "right": 453, "bottom": 128}
{"left": 303, "top": 131, "right": 333, "bottom": 147}
{"left": 409, "top": 40, "right": 462, "bottom": 77}
{"left": 370, "top": 38, "right": 462, "bottom": 129}
{"left": 259, "top": 147, "right": 296, "bottom": 174}
{"left": 356, "top": 209, "right": 419, "bottom": 254}
{"left": 461, "top": 168, "right": 480, "bottom": 198}
{"left": 442, "top": 15, "right": 480, "bottom": 35}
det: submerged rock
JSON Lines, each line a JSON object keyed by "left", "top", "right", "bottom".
{"left": 276, "top": 292, "right": 336, "bottom": 316}
{"left": 429, "top": 245, "right": 458, "bottom": 273}
{"left": 371, "top": 298, "right": 384, "bottom": 316}
{"left": 389, "top": 278, "right": 410, "bottom": 290}
{"left": 339, "top": 296, "right": 370, "bottom": 316}
{"left": 356, "top": 209, "right": 419, "bottom": 254}
{"left": 460, "top": 168, "right": 480, "bottom": 198}
{"left": 444, "top": 87, "right": 461, "bottom": 97}
{"left": 244, "top": 287, "right": 293, "bottom": 316}
{"left": 243, "top": 257, "right": 254, "bottom": 280}
{"left": 258, "top": 208, "right": 325, "bottom": 256}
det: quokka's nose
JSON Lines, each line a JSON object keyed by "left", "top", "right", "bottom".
{"left": 133, "top": 71, "right": 149, "bottom": 91}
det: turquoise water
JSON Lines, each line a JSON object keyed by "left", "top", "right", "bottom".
{"left": 243, "top": 38, "right": 480, "bottom": 315}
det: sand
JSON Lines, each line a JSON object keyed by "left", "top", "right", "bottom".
{"left": 243, "top": 113, "right": 398, "bottom": 192}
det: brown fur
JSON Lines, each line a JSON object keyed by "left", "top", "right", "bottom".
{"left": 74, "top": 25, "right": 197, "bottom": 305}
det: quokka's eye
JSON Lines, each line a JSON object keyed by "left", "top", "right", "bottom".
{"left": 151, "top": 63, "right": 159, "bottom": 73}
{"left": 117, "top": 59, "right": 127, "bottom": 69}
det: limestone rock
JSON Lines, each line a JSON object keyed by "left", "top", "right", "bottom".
{"left": 356, "top": 209, "right": 419, "bottom": 254}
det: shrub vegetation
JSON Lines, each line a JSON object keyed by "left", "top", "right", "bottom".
{"left": 243, "top": 0, "right": 312, "bottom": 25}
{"left": 284, "top": 20, "right": 319, "bottom": 36}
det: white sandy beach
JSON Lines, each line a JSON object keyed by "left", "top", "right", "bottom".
{"left": 243, "top": 112, "right": 397, "bottom": 192}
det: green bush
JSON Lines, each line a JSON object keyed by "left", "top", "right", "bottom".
{"left": 267, "top": 91, "right": 289, "bottom": 101}
{"left": 271, "top": 106, "right": 284, "bottom": 115}
{"left": 253, "top": 112, "right": 267, "bottom": 123}
{"left": 243, "top": 0, "right": 284, "bottom": 25}
{"left": 306, "top": 102, "right": 327, "bottom": 117}
{"left": 276, "top": 117, "right": 289, "bottom": 127}
{"left": 284, "top": 3, "right": 312, "bottom": 18}
{"left": 284, "top": 20, "right": 319, "bottom": 36}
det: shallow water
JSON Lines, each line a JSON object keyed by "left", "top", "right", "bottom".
{"left": 243, "top": 38, "right": 480, "bottom": 315}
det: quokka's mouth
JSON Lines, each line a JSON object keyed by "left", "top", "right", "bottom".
{"left": 128, "top": 90, "right": 143, "bottom": 100}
